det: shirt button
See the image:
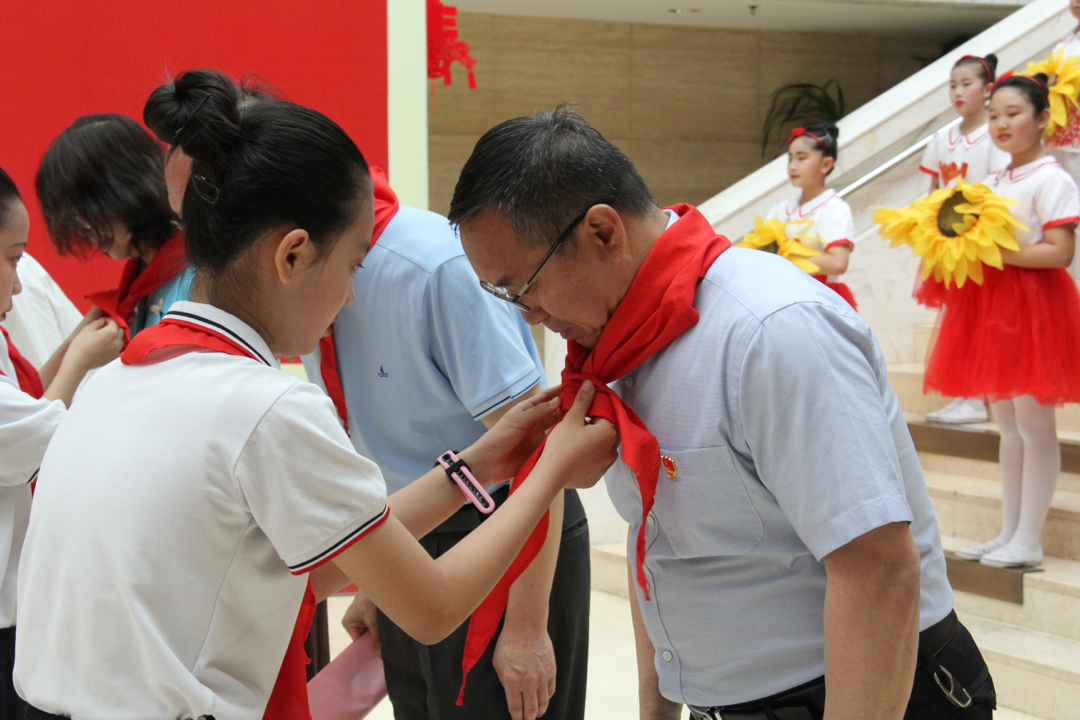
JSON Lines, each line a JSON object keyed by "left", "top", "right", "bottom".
{"left": 624, "top": 376, "right": 634, "bottom": 388}
{"left": 646, "top": 515, "right": 656, "bottom": 527}
{"left": 662, "top": 650, "right": 673, "bottom": 662}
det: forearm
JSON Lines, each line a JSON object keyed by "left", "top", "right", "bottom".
{"left": 806, "top": 246, "right": 851, "bottom": 276}
{"left": 42, "top": 358, "right": 86, "bottom": 407}
{"left": 1003, "top": 242, "right": 1074, "bottom": 269}
{"left": 504, "top": 491, "right": 563, "bottom": 631}
{"left": 630, "top": 530, "right": 681, "bottom": 720}
{"left": 822, "top": 525, "right": 921, "bottom": 719}
{"left": 37, "top": 338, "right": 71, "bottom": 389}
{"left": 335, "top": 459, "right": 565, "bottom": 645}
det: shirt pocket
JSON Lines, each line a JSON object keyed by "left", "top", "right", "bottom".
{"left": 652, "top": 445, "right": 763, "bottom": 557}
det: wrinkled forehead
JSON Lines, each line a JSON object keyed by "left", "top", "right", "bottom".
{"left": 457, "top": 210, "right": 537, "bottom": 288}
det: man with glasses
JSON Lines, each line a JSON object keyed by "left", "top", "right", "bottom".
{"left": 448, "top": 107, "right": 995, "bottom": 720}
{"left": 301, "top": 171, "right": 590, "bottom": 720}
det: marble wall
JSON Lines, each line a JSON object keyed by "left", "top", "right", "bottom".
{"left": 428, "top": 12, "right": 955, "bottom": 215}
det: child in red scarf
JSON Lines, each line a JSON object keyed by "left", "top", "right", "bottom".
{"left": 0, "top": 166, "right": 120, "bottom": 718}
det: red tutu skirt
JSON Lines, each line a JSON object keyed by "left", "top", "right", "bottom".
{"left": 814, "top": 276, "right": 858, "bottom": 310}
{"left": 924, "top": 264, "right": 1080, "bottom": 405}
{"left": 913, "top": 272, "right": 949, "bottom": 309}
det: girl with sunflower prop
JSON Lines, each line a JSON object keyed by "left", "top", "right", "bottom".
{"left": 929, "top": 73, "right": 1080, "bottom": 569}
{"left": 754, "top": 123, "right": 858, "bottom": 309}
{"left": 915, "top": 53, "right": 1011, "bottom": 425}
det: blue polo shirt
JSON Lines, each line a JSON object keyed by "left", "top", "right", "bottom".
{"left": 301, "top": 206, "right": 544, "bottom": 494}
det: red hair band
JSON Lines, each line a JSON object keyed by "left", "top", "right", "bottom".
{"left": 956, "top": 55, "right": 995, "bottom": 83}
{"left": 789, "top": 127, "right": 827, "bottom": 150}
{"left": 995, "top": 71, "right": 1049, "bottom": 98}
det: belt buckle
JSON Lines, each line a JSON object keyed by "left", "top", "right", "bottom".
{"left": 688, "top": 707, "right": 722, "bottom": 720}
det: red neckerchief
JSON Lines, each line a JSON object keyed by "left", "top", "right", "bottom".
{"left": 87, "top": 231, "right": 188, "bottom": 346}
{"left": 122, "top": 316, "right": 315, "bottom": 720}
{"left": 457, "top": 205, "right": 731, "bottom": 703}
{"left": 317, "top": 167, "right": 400, "bottom": 435}
{"left": 1, "top": 326, "right": 44, "bottom": 398}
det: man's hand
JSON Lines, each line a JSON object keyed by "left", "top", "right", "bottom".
{"left": 341, "top": 591, "right": 383, "bottom": 656}
{"left": 493, "top": 622, "right": 557, "bottom": 720}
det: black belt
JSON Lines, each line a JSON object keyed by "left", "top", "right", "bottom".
{"left": 688, "top": 610, "right": 960, "bottom": 720}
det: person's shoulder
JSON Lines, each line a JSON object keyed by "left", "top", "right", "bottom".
{"left": 701, "top": 248, "right": 858, "bottom": 326}
{"left": 375, "top": 206, "right": 465, "bottom": 274}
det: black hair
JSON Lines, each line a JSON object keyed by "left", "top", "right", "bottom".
{"left": 143, "top": 69, "right": 370, "bottom": 280}
{"left": 953, "top": 53, "right": 998, "bottom": 84}
{"left": 793, "top": 122, "right": 839, "bottom": 162}
{"left": 35, "top": 114, "right": 174, "bottom": 257}
{"left": 0, "top": 167, "right": 22, "bottom": 230}
{"left": 447, "top": 105, "right": 656, "bottom": 248}
{"left": 992, "top": 72, "right": 1051, "bottom": 115}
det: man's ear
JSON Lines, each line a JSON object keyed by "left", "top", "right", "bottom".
{"left": 585, "top": 204, "right": 627, "bottom": 253}
{"left": 273, "top": 228, "right": 317, "bottom": 284}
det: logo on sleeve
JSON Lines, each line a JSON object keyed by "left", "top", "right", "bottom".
{"left": 940, "top": 161, "right": 969, "bottom": 186}
{"left": 378, "top": 366, "right": 389, "bottom": 378}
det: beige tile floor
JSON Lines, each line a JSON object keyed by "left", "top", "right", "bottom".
{"left": 325, "top": 591, "right": 1039, "bottom": 720}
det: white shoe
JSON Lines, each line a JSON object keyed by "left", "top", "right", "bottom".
{"left": 979, "top": 543, "right": 1043, "bottom": 568}
{"left": 954, "top": 537, "right": 1008, "bottom": 560}
{"left": 925, "top": 397, "right": 988, "bottom": 424}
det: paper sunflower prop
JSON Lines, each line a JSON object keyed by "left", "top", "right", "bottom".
{"left": 1024, "top": 50, "right": 1080, "bottom": 137}
{"left": 739, "top": 217, "right": 821, "bottom": 274}
{"left": 873, "top": 180, "right": 1025, "bottom": 288}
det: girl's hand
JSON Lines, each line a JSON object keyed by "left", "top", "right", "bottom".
{"left": 535, "top": 381, "right": 619, "bottom": 489}
{"left": 66, "top": 318, "right": 123, "bottom": 371}
{"left": 466, "top": 386, "right": 564, "bottom": 484}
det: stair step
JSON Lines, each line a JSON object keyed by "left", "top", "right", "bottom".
{"left": 925, "top": 470, "right": 1080, "bottom": 562}
{"left": 961, "top": 613, "right": 1080, "bottom": 718}
{"left": 909, "top": 414, "right": 1080, "bottom": 495}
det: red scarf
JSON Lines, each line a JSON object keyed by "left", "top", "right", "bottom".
{"left": 1, "top": 326, "right": 44, "bottom": 398}
{"left": 122, "top": 317, "right": 316, "bottom": 720}
{"left": 318, "top": 167, "right": 400, "bottom": 434}
{"left": 458, "top": 205, "right": 731, "bottom": 702}
{"left": 86, "top": 231, "right": 188, "bottom": 346}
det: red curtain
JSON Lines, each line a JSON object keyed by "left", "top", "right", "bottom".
{"left": 0, "top": 0, "right": 388, "bottom": 311}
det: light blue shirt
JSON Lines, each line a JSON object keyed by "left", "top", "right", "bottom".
{"left": 133, "top": 266, "right": 195, "bottom": 336}
{"left": 302, "top": 206, "right": 543, "bottom": 494}
{"left": 605, "top": 243, "right": 953, "bottom": 707}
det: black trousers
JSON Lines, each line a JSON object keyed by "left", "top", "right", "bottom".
{"left": 377, "top": 489, "right": 591, "bottom": 720}
{"left": 1, "top": 626, "right": 34, "bottom": 719}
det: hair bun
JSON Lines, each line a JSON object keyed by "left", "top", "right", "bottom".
{"left": 1033, "top": 72, "right": 1050, "bottom": 87}
{"left": 985, "top": 54, "right": 999, "bottom": 72}
{"left": 144, "top": 69, "right": 243, "bottom": 175}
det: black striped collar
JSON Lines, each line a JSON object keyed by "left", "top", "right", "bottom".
{"left": 163, "top": 302, "right": 275, "bottom": 367}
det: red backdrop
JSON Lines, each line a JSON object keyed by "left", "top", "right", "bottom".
{"left": 0, "top": 0, "right": 388, "bottom": 312}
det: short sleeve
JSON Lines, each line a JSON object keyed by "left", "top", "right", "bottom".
{"left": 0, "top": 376, "right": 66, "bottom": 487}
{"left": 819, "top": 199, "right": 856, "bottom": 249}
{"left": 234, "top": 382, "right": 389, "bottom": 574}
{"left": 920, "top": 135, "right": 940, "bottom": 178}
{"left": 425, "top": 255, "right": 542, "bottom": 419}
{"left": 1036, "top": 169, "right": 1080, "bottom": 230}
{"left": 736, "top": 303, "right": 914, "bottom": 559}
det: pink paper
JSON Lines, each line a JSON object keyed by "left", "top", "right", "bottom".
{"left": 308, "top": 634, "right": 388, "bottom": 720}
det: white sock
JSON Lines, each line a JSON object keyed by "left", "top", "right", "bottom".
{"left": 1008, "top": 395, "right": 1060, "bottom": 550}
{"left": 991, "top": 399, "right": 1023, "bottom": 544}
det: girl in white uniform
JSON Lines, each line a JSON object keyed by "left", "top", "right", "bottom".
{"left": 764, "top": 122, "right": 858, "bottom": 309}
{"left": 918, "top": 54, "right": 1011, "bottom": 425}
{"left": 0, "top": 168, "right": 121, "bottom": 717}
{"left": 13, "top": 75, "right": 617, "bottom": 720}
{"left": 1044, "top": 2, "right": 1080, "bottom": 286}
{"left": 923, "top": 73, "right": 1080, "bottom": 568}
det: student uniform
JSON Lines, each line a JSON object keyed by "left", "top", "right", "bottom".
{"left": 763, "top": 189, "right": 858, "bottom": 308}
{"left": 0, "top": 330, "right": 65, "bottom": 716}
{"left": 924, "top": 158, "right": 1080, "bottom": 405}
{"left": 14, "top": 302, "right": 389, "bottom": 720}
{"left": 0, "top": 254, "right": 82, "bottom": 368}
{"left": 1044, "top": 29, "right": 1080, "bottom": 284}
{"left": 919, "top": 123, "right": 1011, "bottom": 190}
{"left": 603, "top": 209, "right": 993, "bottom": 716}
{"left": 302, "top": 203, "right": 591, "bottom": 720}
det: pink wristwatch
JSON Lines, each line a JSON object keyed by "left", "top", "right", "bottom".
{"left": 436, "top": 450, "right": 496, "bottom": 514}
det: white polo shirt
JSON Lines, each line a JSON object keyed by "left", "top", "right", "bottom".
{"left": 604, "top": 244, "right": 953, "bottom": 707}
{"left": 1, "top": 253, "right": 83, "bottom": 368}
{"left": 0, "top": 342, "right": 64, "bottom": 629}
{"left": 982, "top": 157, "right": 1080, "bottom": 245}
{"left": 764, "top": 190, "right": 855, "bottom": 283}
{"left": 919, "top": 123, "right": 1010, "bottom": 189}
{"left": 15, "top": 302, "right": 389, "bottom": 720}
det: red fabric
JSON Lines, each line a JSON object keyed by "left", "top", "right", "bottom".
{"left": 317, "top": 167, "right": 400, "bottom": 435}
{"left": 457, "top": 205, "right": 731, "bottom": 703}
{"left": 1044, "top": 216, "right": 1080, "bottom": 229}
{"left": 121, "top": 316, "right": 318, "bottom": 720}
{"left": 919, "top": 165, "right": 940, "bottom": 178}
{"left": 1, "top": 327, "right": 44, "bottom": 398}
{"left": 811, "top": 277, "right": 858, "bottom": 310}
{"left": 924, "top": 264, "right": 1080, "bottom": 405}
{"left": 86, "top": 232, "right": 188, "bottom": 346}
{"left": 427, "top": 0, "right": 477, "bottom": 89}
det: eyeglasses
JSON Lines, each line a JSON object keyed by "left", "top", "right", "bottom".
{"left": 479, "top": 206, "right": 592, "bottom": 312}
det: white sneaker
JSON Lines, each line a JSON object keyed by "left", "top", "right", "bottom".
{"left": 954, "top": 537, "right": 1007, "bottom": 560}
{"left": 980, "top": 543, "right": 1043, "bottom": 568}
{"left": 925, "top": 397, "right": 988, "bottom": 424}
